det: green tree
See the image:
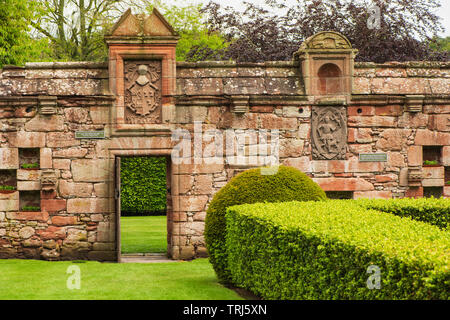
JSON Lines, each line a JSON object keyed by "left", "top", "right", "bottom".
{"left": 430, "top": 36, "right": 450, "bottom": 53}
{"left": 30, "top": 0, "right": 126, "bottom": 61}
{"left": 0, "top": 0, "right": 50, "bottom": 67}
{"left": 144, "top": 1, "right": 229, "bottom": 61}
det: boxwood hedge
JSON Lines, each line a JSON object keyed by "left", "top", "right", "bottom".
{"left": 204, "top": 165, "right": 326, "bottom": 284}
{"left": 120, "top": 157, "right": 167, "bottom": 216}
{"left": 226, "top": 200, "right": 450, "bottom": 300}
{"left": 354, "top": 198, "right": 449, "bottom": 230}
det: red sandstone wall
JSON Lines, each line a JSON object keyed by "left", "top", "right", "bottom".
{"left": 0, "top": 61, "right": 449, "bottom": 261}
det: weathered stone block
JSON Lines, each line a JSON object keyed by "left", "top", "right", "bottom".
{"left": 19, "top": 226, "right": 35, "bottom": 239}
{"left": 407, "top": 146, "right": 423, "bottom": 166}
{"left": 92, "top": 242, "right": 115, "bottom": 251}
{"left": 53, "top": 147, "right": 88, "bottom": 158}
{"left": 353, "top": 191, "right": 392, "bottom": 199}
{"left": 8, "top": 131, "right": 46, "bottom": 148}
{"left": 53, "top": 159, "right": 71, "bottom": 170}
{"left": 313, "top": 178, "right": 374, "bottom": 191}
{"left": 0, "top": 148, "right": 18, "bottom": 169}
{"left": 17, "top": 181, "right": 41, "bottom": 190}
{"left": 93, "top": 183, "right": 110, "bottom": 197}
{"left": 65, "top": 228, "right": 87, "bottom": 242}
{"left": 72, "top": 159, "right": 112, "bottom": 182}
{"left": 443, "top": 146, "right": 450, "bottom": 166}
{"left": 46, "top": 132, "right": 80, "bottom": 148}
{"left": 421, "top": 178, "right": 444, "bottom": 187}
{"left": 172, "top": 195, "right": 208, "bottom": 212}
{"left": 64, "top": 107, "right": 89, "bottom": 123}
{"left": 444, "top": 186, "right": 450, "bottom": 198}
{"left": 195, "top": 175, "right": 213, "bottom": 195}
{"left": 415, "top": 130, "right": 450, "bottom": 145}
{"left": 376, "top": 129, "right": 411, "bottom": 151}
{"left": 90, "top": 106, "right": 109, "bottom": 124}
{"left": 17, "top": 169, "right": 41, "bottom": 180}
{"left": 51, "top": 215, "right": 77, "bottom": 226}
{"left": 9, "top": 211, "right": 49, "bottom": 222}
{"left": 41, "top": 199, "right": 67, "bottom": 213}
{"left": 387, "top": 152, "right": 406, "bottom": 167}
{"left": 25, "top": 115, "right": 64, "bottom": 131}
{"left": 422, "top": 166, "right": 444, "bottom": 179}
{"left": 96, "top": 221, "right": 115, "bottom": 242}
{"left": 67, "top": 198, "right": 111, "bottom": 213}
{"left": 40, "top": 148, "right": 52, "bottom": 169}
{"left": 59, "top": 180, "right": 93, "bottom": 198}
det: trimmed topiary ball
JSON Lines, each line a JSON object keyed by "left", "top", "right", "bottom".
{"left": 204, "top": 165, "right": 327, "bottom": 283}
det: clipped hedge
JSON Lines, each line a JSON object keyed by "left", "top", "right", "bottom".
{"left": 204, "top": 165, "right": 327, "bottom": 283}
{"left": 354, "top": 198, "right": 450, "bottom": 230}
{"left": 120, "top": 157, "right": 167, "bottom": 216}
{"left": 226, "top": 200, "right": 450, "bottom": 300}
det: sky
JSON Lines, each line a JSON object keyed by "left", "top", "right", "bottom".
{"left": 162, "top": 0, "right": 450, "bottom": 37}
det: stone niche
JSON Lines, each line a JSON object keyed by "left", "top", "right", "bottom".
{"left": 105, "top": 8, "right": 179, "bottom": 134}
{"left": 294, "top": 31, "right": 358, "bottom": 99}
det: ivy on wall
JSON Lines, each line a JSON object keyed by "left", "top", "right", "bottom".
{"left": 120, "top": 156, "right": 167, "bottom": 216}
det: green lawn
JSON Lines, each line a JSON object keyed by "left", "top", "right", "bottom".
{"left": 121, "top": 216, "right": 167, "bottom": 254}
{"left": 0, "top": 259, "right": 242, "bottom": 300}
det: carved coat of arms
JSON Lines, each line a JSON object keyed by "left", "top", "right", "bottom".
{"left": 311, "top": 106, "right": 347, "bottom": 160}
{"left": 124, "top": 61, "right": 162, "bottom": 123}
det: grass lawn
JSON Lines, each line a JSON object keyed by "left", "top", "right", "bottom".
{"left": 121, "top": 216, "right": 166, "bottom": 254}
{"left": 0, "top": 258, "right": 242, "bottom": 300}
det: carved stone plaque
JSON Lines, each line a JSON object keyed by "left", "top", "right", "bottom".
{"left": 124, "top": 60, "right": 162, "bottom": 124}
{"left": 311, "top": 106, "right": 347, "bottom": 160}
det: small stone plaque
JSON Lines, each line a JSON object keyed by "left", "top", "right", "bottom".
{"left": 359, "top": 153, "right": 388, "bottom": 162}
{"left": 75, "top": 131, "right": 105, "bottom": 139}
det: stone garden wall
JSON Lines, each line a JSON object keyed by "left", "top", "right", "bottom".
{"left": 0, "top": 10, "right": 449, "bottom": 261}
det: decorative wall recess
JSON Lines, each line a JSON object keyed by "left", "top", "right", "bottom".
{"left": 405, "top": 95, "right": 424, "bottom": 113}
{"left": 230, "top": 96, "right": 250, "bottom": 114}
{"left": 19, "top": 190, "right": 40, "bottom": 211}
{"left": 311, "top": 106, "right": 347, "bottom": 160}
{"left": 38, "top": 96, "right": 57, "bottom": 115}
{"left": 40, "top": 170, "right": 58, "bottom": 192}
{"left": 294, "top": 31, "right": 358, "bottom": 97}
{"left": 19, "top": 148, "right": 40, "bottom": 169}
{"left": 423, "top": 146, "right": 442, "bottom": 165}
{"left": 0, "top": 169, "right": 17, "bottom": 191}
{"left": 423, "top": 187, "right": 443, "bottom": 198}
{"left": 325, "top": 191, "right": 353, "bottom": 199}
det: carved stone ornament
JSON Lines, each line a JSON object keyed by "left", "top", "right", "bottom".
{"left": 41, "top": 169, "right": 58, "bottom": 192}
{"left": 299, "top": 31, "right": 352, "bottom": 50}
{"left": 311, "top": 106, "right": 347, "bottom": 160}
{"left": 124, "top": 60, "right": 162, "bottom": 124}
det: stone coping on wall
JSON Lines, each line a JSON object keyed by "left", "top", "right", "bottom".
{"left": 0, "top": 60, "right": 446, "bottom": 71}
{"left": 1, "top": 60, "right": 449, "bottom": 97}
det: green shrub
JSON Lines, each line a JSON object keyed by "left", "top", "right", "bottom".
{"left": 21, "top": 163, "right": 39, "bottom": 169}
{"left": 120, "top": 157, "right": 167, "bottom": 216}
{"left": 226, "top": 200, "right": 450, "bottom": 300}
{"left": 354, "top": 198, "right": 450, "bottom": 229}
{"left": 204, "top": 165, "right": 327, "bottom": 283}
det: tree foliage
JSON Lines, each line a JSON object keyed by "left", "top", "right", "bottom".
{"left": 144, "top": 1, "right": 229, "bottom": 61}
{"left": 0, "top": 0, "right": 50, "bottom": 67}
{"left": 30, "top": 0, "right": 128, "bottom": 61}
{"left": 198, "top": 0, "right": 449, "bottom": 63}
